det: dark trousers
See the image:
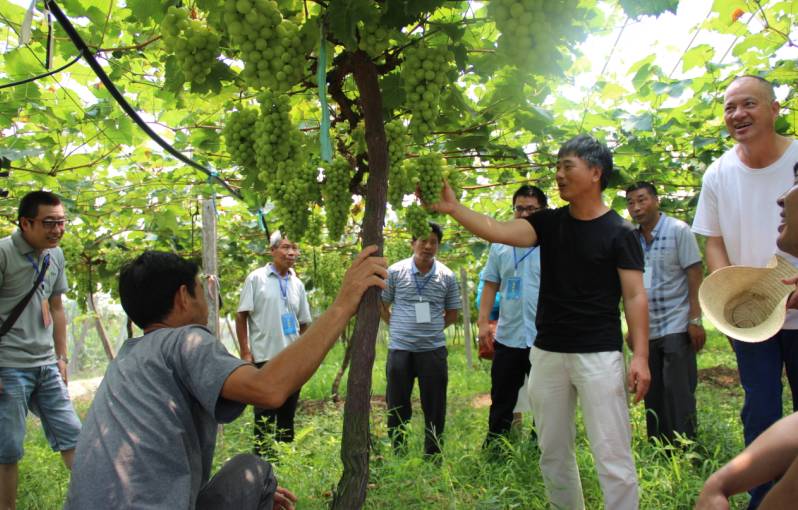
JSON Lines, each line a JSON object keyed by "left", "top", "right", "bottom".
{"left": 386, "top": 347, "right": 448, "bottom": 455}
{"left": 196, "top": 453, "right": 277, "bottom": 510}
{"left": 644, "top": 333, "right": 697, "bottom": 443}
{"left": 486, "top": 342, "right": 531, "bottom": 443}
{"left": 733, "top": 330, "right": 798, "bottom": 509}
{"left": 253, "top": 362, "right": 301, "bottom": 456}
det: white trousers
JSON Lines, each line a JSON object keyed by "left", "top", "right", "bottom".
{"left": 527, "top": 346, "right": 639, "bottom": 510}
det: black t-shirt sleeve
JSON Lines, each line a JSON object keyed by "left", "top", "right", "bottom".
{"left": 615, "top": 226, "right": 644, "bottom": 271}
{"left": 526, "top": 208, "right": 557, "bottom": 244}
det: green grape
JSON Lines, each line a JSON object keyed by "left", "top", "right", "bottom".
{"left": 253, "top": 91, "right": 302, "bottom": 197}
{"left": 386, "top": 120, "right": 412, "bottom": 209}
{"left": 305, "top": 210, "right": 323, "bottom": 247}
{"left": 401, "top": 43, "right": 452, "bottom": 139}
{"left": 221, "top": 0, "right": 315, "bottom": 91}
{"left": 223, "top": 108, "right": 258, "bottom": 177}
{"left": 357, "top": 23, "right": 393, "bottom": 57}
{"left": 321, "top": 157, "right": 353, "bottom": 241}
{"left": 405, "top": 203, "right": 431, "bottom": 240}
{"left": 487, "top": 0, "right": 581, "bottom": 72}
{"left": 160, "top": 9, "right": 220, "bottom": 87}
{"left": 408, "top": 153, "right": 446, "bottom": 204}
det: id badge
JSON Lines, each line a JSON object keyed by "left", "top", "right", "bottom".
{"left": 643, "top": 262, "right": 652, "bottom": 289}
{"left": 414, "top": 301, "right": 431, "bottom": 323}
{"left": 42, "top": 299, "right": 52, "bottom": 328}
{"left": 281, "top": 312, "right": 298, "bottom": 335}
{"left": 505, "top": 277, "right": 522, "bottom": 300}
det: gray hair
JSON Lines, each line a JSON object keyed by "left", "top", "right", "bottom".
{"left": 269, "top": 230, "right": 284, "bottom": 249}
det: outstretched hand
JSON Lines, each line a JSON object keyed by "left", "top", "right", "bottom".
{"left": 427, "top": 180, "right": 459, "bottom": 215}
{"left": 784, "top": 276, "right": 798, "bottom": 309}
{"left": 334, "top": 245, "right": 389, "bottom": 316}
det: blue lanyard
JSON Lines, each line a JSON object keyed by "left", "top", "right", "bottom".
{"left": 273, "top": 266, "right": 290, "bottom": 301}
{"left": 25, "top": 253, "right": 49, "bottom": 280}
{"left": 512, "top": 247, "right": 536, "bottom": 272}
{"left": 414, "top": 265, "right": 435, "bottom": 299}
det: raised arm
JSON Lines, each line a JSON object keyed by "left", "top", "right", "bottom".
{"left": 431, "top": 181, "right": 538, "bottom": 247}
{"left": 222, "top": 246, "right": 388, "bottom": 408}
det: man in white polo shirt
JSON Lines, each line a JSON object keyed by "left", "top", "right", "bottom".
{"left": 236, "top": 231, "right": 312, "bottom": 456}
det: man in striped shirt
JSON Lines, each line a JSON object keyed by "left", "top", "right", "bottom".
{"left": 626, "top": 182, "right": 705, "bottom": 444}
{"left": 380, "top": 222, "right": 461, "bottom": 456}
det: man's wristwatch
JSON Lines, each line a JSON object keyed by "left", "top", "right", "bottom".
{"left": 56, "top": 354, "right": 69, "bottom": 364}
{"left": 688, "top": 317, "right": 703, "bottom": 327}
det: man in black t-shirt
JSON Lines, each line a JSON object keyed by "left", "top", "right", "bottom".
{"left": 432, "top": 135, "right": 650, "bottom": 510}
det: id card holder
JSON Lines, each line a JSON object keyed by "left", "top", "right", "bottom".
{"left": 281, "top": 312, "right": 298, "bottom": 335}
{"left": 414, "top": 301, "right": 431, "bottom": 323}
{"left": 505, "top": 276, "right": 522, "bottom": 300}
{"left": 42, "top": 299, "right": 52, "bottom": 328}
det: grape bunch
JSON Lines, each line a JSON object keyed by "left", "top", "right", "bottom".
{"left": 304, "top": 209, "right": 323, "bottom": 247}
{"left": 222, "top": 0, "right": 316, "bottom": 91}
{"left": 488, "top": 0, "right": 580, "bottom": 72}
{"left": 161, "top": 7, "right": 220, "bottom": 85}
{"left": 402, "top": 44, "right": 452, "bottom": 139}
{"left": 385, "top": 120, "right": 409, "bottom": 170}
{"left": 405, "top": 203, "right": 431, "bottom": 240}
{"left": 276, "top": 160, "right": 319, "bottom": 240}
{"left": 253, "top": 91, "right": 302, "bottom": 195}
{"left": 322, "top": 157, "right": 353, "bottom": 241}
{"left": 223, "top": 108, "right": 258, "bottom": 175}
{"left": 408, "top": 153, "right": 446, "bottom": 204}
{"left": 386, "top": 120, "right": 412, "bottom": 209}
{"left": 357, "top": 23, "right": 392, "bottom": 57}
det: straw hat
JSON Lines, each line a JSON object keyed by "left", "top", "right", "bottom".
{"left": 699, "top": 255, "right": 798, "bottom": 342}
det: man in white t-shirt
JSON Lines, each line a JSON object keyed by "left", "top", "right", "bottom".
{"left": 236, "top": 232, "right": 312, "bottom": 456}
{"left": 692, "top": 75, "right": 798, "bottom": 509}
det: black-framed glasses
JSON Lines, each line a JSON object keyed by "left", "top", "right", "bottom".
{"left": 513, "top": 205, "right": 542, "bottom": 214}
{"left": 27, "top": 218, "right": 68, "bottom": 230}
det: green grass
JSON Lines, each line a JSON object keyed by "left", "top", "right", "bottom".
{"left": 16, "top": 326, "right": 784, "bottom": 509}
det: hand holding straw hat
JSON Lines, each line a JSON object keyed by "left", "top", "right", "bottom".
{"left": 699, "top": 255, "right": 798, "bottom": 342}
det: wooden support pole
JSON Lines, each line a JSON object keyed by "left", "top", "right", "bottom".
{"left": 202, "top": 198, "right": 220, "bottom": 337}
{"left": 459, "top": 267, "right": 473, "bottom": 369}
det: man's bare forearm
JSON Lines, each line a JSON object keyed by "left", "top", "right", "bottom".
{"left": 450, "top": 204, "right": 537, "bottom": 247}
{"left": 705, "top": 236, "right": 731, "bottom": 273}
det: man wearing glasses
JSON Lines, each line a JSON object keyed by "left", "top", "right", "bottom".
{"left": 0, "top": 191, "right": 80, "bottom": 510}
{"left": 477, "top": 184, "right": 547, "bottom": 450}
{"left": 236, "top": 231, "right": 312, "bottom": 458}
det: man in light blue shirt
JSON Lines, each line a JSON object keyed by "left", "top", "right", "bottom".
{"left": 380, "top": 222, "right": 461, "bottom": 456}
{"left": 477, "top": 185, "right": 546, "bottom": 447}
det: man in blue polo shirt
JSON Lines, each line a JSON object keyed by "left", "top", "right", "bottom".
{"left": 478, "top": 184, "right": 547, "bottom": 448}
{"left": 380, "top": 222, "right": 461, "bottom": 456}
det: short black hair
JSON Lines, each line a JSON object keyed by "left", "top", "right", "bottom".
{"left": 119, "top": 251, "right": 199, "bottom": 329}
{"left": 412, "top": 221, "right": 443, "bottom": 243}
{"left": 557, "top": 135, "right": 614, "bottom": 190}
{"left": 512, "top": 184, "right": 548, "bottom": 208}
{"left": 18, "top": 191, "right": 62, "bottom": 227}
{"left": 625, "top": 182, "right": 658, "bottom": 198}
{"left": 730, "top": 75, "right": 776, "bottom": 101}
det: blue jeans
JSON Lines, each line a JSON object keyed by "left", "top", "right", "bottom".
{"left": 0, "top": 364, "right": 82, "bottom": 463}
{"left": 733, "top": 330, "right": 798, "bottom": 509}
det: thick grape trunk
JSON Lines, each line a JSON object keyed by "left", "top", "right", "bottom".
{"left": 331, "top": 50, "right": 388, "bottom": 510}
